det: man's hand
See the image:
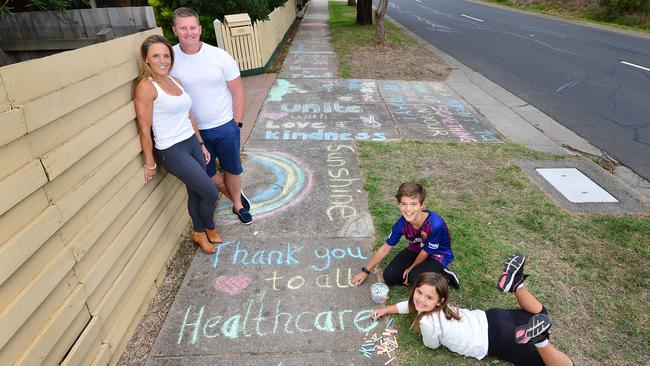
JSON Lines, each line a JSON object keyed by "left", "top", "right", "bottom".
{"left": 352, "top": 271, "right": 368, "bottom": 286}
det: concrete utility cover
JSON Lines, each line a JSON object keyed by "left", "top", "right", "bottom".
{"left": 536, "top": 168, "right": 618, "bottom": 203}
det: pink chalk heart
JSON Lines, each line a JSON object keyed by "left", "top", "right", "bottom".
{"left": 212, "top": 275, "right": 252, "bottom": 295}
{"left": 266, "top": 112, "right": 288, "bottom": 120}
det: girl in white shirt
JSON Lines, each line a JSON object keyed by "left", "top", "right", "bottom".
{"left": 372, "top": 253, "right": 573, "bottom": 366}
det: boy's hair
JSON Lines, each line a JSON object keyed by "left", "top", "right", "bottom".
{"left": 172, "top": 7, "right": 200, "bottom": 24}
{"left": 395, "top": 182, "right": 426, "bottom": 204}
{"left": 137, "top": 35, "right": 174, "bottom": 83}
{"left": 408, "top": 272, "right": 460, "bottom": 333}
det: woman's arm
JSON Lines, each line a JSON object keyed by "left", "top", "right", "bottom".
{"left": 189, "top": 113, "right": 210, "bottom": 163}
{"left": 134, "top": 81, "right": 157, "bottom": 183}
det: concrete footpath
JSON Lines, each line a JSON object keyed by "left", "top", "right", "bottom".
{"left": 143, "top": 0, "right": 649, "bottom": 365}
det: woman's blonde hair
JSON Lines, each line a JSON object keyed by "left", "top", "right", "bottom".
{"left": 408, "top": 272, "right": 461, "bottom": 332}
{"left": 137, "top": 35, "right": 174, "bottom": 83}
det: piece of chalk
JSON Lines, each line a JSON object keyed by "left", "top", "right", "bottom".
{"left": 385, "top": 356, "right": 395, "bottom": 365}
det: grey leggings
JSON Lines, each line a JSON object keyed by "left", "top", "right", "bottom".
{"left": 157, "top": 136, "right": 218, "bottom": 232}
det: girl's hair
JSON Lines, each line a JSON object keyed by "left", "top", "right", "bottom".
{"left": 137, "top": 35, "right": 174, "bottom": 84}
{"left": 408, "top": 272, "right": 461, "bottom": 332}
{"left": 395, "top": 182, "right": 426, "bottom": 204}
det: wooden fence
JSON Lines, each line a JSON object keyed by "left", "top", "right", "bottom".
{"left": 0, "top": 28, "right": 189, "bottom": 365}
{"left": 0, "top": 6, "right": 156, "bottom": 65}
{"left": 214, "top": 0, "right": 296, "bottom": 72}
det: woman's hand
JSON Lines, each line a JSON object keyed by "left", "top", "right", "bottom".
{"left": 144, "top": 163, "right": 157, "bottom": 183}
{"left": 201, "top": 145, "right": 211, "bottom": 164}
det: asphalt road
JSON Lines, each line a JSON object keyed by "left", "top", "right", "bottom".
{"left": 380, "top": 0, "right": 650, "bottom": 181}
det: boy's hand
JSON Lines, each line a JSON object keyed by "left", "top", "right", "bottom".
{"left": 402, "top": 267, "right": 412, "bottom": 285}
{"left": 352, "top": 271, "right": 368, "bottom": 285}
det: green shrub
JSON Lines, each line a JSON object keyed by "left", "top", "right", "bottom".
{"left": 600, "top": 0, "right": 649, "bottom": 13}
{"left": 151, "top": 0, "right": 288, "bottom": 44}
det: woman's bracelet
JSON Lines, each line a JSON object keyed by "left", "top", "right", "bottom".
{"left": 144, "top": 163, "right": 157, "bottom": 170}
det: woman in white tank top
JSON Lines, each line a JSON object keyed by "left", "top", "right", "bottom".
{"left": 133, "top": 35, "right": 222, "bottom": 254}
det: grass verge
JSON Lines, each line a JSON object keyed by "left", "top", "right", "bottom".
{"left": 328, "top": 2, "right": 451, "bottom": 80}
{"left": 358, "top": 141, "right": 649, "bottom": 365}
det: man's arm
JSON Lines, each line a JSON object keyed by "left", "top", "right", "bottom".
{"left": 227, "top": 76, "right": 245, "bottom": 124}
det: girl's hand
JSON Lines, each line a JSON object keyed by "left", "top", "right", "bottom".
{"left": 201, "top": 145, "right": 211, "bottom": 164}
{"left": 372, "top": 307, "right": 388, "bottom": 321}
{"left": 402, "top": 267, "right": 412, "bottom": 285}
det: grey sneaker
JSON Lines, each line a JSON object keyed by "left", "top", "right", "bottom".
{"left": 515, "top": 313, "right": 552, "bottom": 344}
{"left": 497, "top": 253, "right": 526, "bottom": 292}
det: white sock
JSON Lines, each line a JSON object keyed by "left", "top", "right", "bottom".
{"left": 534, "top": 339, "right": 549, "bottom": 348}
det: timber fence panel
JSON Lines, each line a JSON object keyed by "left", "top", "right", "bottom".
{"left": 0, "top": 109, "right": 26, "bottom": 147}
{"left": 0, "top": 269, "right": 80, "bottom": 365}
{"left": 0, "top": 27, "right": 191, "bottom": 366}
{"left": 26, "top": 82, "right": 133, "bottom": 159}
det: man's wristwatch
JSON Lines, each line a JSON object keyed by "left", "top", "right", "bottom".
{"left": 361, "top": 267, "right": 371, "bottom": 275}
{"left": 236, "top": 121, "right": 243, "bottom": 128}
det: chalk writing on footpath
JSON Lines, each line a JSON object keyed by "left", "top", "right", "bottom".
{"left": 326, "top": 144, "right": 362, "bottom": 222}
{"left": 214, "top": 150, "right": 313, "bottom": 224}
{"left": 268, "top": 79, "right": 380, "bottom": 103}
{"left": 175, "top": 240, "right": 377, "bottom": 344}
{"left": 380, "top": 80, "right": 499, "bottom": 142}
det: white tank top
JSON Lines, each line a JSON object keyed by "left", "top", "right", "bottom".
{"left": 150, "top": 77, "right": 195, "bottom": 150}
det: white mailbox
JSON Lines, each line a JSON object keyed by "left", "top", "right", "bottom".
{"left": 224, "top": 13, "right": 252, "bottom": 36}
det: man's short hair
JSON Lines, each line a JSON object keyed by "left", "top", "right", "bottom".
{"left": 173, "top": 7, "right": 200, "bottom": 24}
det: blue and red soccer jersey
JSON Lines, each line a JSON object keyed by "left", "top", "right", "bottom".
{"left": 385, "top": 210, "right": 454, "bottom": 267}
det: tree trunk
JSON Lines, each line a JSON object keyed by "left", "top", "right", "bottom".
{"left": 347, "top": 0, "right": 356, "bottom": 5}
{"left": 375, "top": 0, "right": 389, "bottom": 41}
{"left": 356, "top": 0, "right": 372, "bottom": 25}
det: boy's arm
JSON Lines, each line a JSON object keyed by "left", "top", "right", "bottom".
{"left": 352, "top": 243, "right": 392, "bottom": 285}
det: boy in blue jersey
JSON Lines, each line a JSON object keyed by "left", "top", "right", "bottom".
{"left": 352, "top": 182, "right": 460, "bottom": 288}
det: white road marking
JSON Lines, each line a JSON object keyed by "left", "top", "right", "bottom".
{"left": 416, "top": 0, "right": 422, "bottom": 2}
{"left": 620, "top": 61, "right": 650, "bottom": 72}
{"left": 460, "top": 14, "right": 484, "bottom": 22}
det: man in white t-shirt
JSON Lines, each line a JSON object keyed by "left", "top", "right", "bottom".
{"left": 171, "top": 7, "right": 252, "bottom": 224}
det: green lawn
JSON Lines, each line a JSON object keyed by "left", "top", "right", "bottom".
{"left": 358, "top": 141, "right": 650, "bottom": 365}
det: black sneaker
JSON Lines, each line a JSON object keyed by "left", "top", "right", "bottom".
{"left": 515, "top": 313, "right": 552, "bottom": 344}
{"left": 497, "top": 253, "right": 526, "bottom": 292}
{"left": 232, "top": 207, "right": 253, "bottom": 225}
{"left": 240, "top": 190, "right": 251, "bottom": 211}
{"left": 443, "top": 268, "right": 460, "bottom": 289}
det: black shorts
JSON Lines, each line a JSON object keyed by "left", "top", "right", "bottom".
{"left": 485, "top": 307, "right": 548, "bottom": 366}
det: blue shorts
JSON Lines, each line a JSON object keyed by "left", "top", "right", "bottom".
{"left": 199, "top": 120, "right": 243, "bottom": 177}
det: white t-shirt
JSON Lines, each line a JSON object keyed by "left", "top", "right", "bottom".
{"left": 150, "top": 77, "right": 195, "bottom": 150}
{"left": 396, "top": 301, "right": 489, "bottom": 359}
{"left": 171, "top": 43, "right": 240, "bottom": 130}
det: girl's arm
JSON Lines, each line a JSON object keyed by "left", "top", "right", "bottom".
{"left": 372, "top": 301, "right": 408, "bottom": 320}
{"left": 420, "top": 313, "right": 442, "bottom": 349}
